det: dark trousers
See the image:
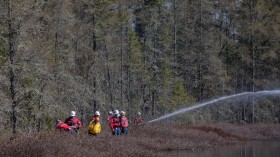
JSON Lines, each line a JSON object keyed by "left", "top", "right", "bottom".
{"left": 113, "top": 127, "right": 121, "bottom": 135}
{"left": 121, "top": 127, "right": 128, "bottom": 135}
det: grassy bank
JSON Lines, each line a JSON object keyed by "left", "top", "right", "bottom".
{"left": 0, "top": 123, "right": 280, "bottom": 157}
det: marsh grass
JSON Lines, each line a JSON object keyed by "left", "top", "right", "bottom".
{"left": 0, "top": 123, "right": 279, "bottom": 157}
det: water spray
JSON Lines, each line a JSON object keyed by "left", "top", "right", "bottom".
{"left": 148, "top": 90, "right": 280, "bottom": 124}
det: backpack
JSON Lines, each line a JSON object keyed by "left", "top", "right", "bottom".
{"left": 88, "top": 120, "right": 101, "bottom": 135}
{"left": 67, "top": 118, "right": 74, "bottom": 126}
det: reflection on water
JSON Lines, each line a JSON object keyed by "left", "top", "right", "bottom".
{"left": 162, "top": 140, "right": 280, "bottom": 157}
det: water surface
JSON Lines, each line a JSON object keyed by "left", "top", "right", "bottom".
{"left": 162, "top": 140, "right": 280, "bottom": 157}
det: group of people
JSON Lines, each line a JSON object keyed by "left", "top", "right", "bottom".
{"left": 106, "top": 110, "right": 143, "bottom": 135}
{"left": 55, "top": 110, "right": 144, "bottom": 136}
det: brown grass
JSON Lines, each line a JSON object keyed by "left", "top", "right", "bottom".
{"left": 0, "top": 123, "right": 280, "bottom": 157}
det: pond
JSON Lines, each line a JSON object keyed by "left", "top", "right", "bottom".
{"left": 161, "top": 140, "right": 280, "bottom": 157}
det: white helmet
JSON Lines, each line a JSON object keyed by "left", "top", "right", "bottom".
{"left": 109, "top": 111, "right": 113, "bottom": 115}
{"left": 70, "top": 111, "right": 76, "bottom": 116}
{"left": 137, "top": 112, "right": 141, "bottom": 115}
{"left": 114, "top": 110, "right": 119, "bottom": 114}
{"left": 95, "top": 111, "right": 100, "bottom": 116}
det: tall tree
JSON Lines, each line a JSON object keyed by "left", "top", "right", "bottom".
{"left": 7, "top": 0, "right": 17, "bottom": 133}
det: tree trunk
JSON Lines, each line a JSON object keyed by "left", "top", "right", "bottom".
{"left": 8, "top": 0, "right": 17, "bottom": 134}
{"left": 91, "top": 7, "right": 97, "bottom": 112}
{"left": 198, "top": 0, "right": 203, "bottom": 101}
{"left": 173, "top": 0, "right": 177, "bottom": 72}
{"left": 105, "top": 46, "right": 113, "bottom": 109}
{"left": 92, "top": 14, "right": 97, "bottom": 51}
{"left": 249, "top": 0, "right": 255, "bottom": 124}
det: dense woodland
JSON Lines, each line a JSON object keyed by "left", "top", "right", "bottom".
{"left": 0, "top": 0, "right": 280, "bottom": 133}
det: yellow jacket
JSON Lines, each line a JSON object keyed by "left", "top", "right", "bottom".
{"left": 88, "top": 120, "right": 101, "bottom": 135}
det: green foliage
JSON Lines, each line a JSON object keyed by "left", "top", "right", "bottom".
{"left": 45, "top": 115, "right": 53, "bottom": 131}
{"left": 144, "top": 0, "right": 163, "bottom": 7}
{"left": 128, "top": 29, "right": 144, "bottom": 73}
{"left": 48, "top": 50, "right": 55, "bottom": 65}
{"left": 177, "top": 114, "right": 196, "bottom": 125}
{"left": 1, "top": 0, "right": 280, "bottom": 134}
{"left": 160, "top": 59, "right": 172, "bottom": 87}
{"left": 21, "top": 76, "right": 34, "bottom": 88}
{"left": 0, "top": 48, "right": 8, "bottom": 64}
{"left": 0, "top": 36, "right": 8, "bottom": 64}
{"left": 117, "top": 10, "right": 128, "bottom": 25}
{"left": 167, "top": 80, "right": 196, "bottom": 111}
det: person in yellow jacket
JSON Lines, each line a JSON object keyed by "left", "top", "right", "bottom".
{"left": 88, "top": 111, "right": 101, "bottom": 136}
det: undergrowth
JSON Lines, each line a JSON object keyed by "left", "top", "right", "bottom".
{"left": 0, "top": 123, "right": 279, "bottom": 157}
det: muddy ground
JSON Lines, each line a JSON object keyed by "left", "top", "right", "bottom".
{"left": 0, "top": 123, "right": 280, "bottom": 157}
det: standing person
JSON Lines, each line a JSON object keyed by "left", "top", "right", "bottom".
{"left": 107, "top": 111, "right": 113, "bottom": 122}
{"left": 88, "top": 111, "right": 101, "bottom": 136}
{"left": 134, "top": 112, "right": 144, "bottom": 126}
{"left": 92, "top": 111, "right": 101, "bottom": 121}
{"left": 64, "top": 111, "right": 82, "bottom": 134}
{"left": 110, "top": 110, "right": 121, "bottom": 135}
{"left": 107, "top": 111, "right": 114, "bottom": 134}
{"left": 120, "top": 111, "right": 129, "bottom": 135}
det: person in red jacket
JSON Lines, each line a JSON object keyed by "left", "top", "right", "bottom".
{"left": 107, "top": 111, "right": 113, "bottom": 122}
{"left": 107, "top": 111, "right": 114, "bottom": 134}
{"left": 64, "top": 111, "right": 82, "bottom": 134}
{"left": 120, "top": 111, "right": 129, "bottom": 135}
{"left": 110, "top": 110, "right": 121, "bottom": 135}
{"left": 134, "top": 112, "right": 144, "bottom": 126}
{"left": 55, "top": 120, "right": 71, "bottom": 132}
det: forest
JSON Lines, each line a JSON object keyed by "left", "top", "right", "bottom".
{"left": 0, "top": 0, "right": 280, "bottom": 134}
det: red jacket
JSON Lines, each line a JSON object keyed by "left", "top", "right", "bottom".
{"left": 120, "top": 116, "right": 129, "bottom": 128}
{"left": 107, "top": 115, "right": 113, "bottom": 130}
{"left": 107, "top": 115, "right": 112, "bottom": 122}
{"left": 56, "top": 121, "right": 70, "bottom": 131}
{"left": 92, "top": 116, "right": 100, "bottom": 122}
{"left": 110, "top": 116, "right": 121, "bottom": 130}
{"left": 134, "top": 117, "right": 143, "bottom": 125}
{"left": 64, "top": 116, "right": 82, "bottom": 129}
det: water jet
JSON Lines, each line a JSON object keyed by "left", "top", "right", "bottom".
{"left": 148, "top": 90, "right": 280, "bottom": 123}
